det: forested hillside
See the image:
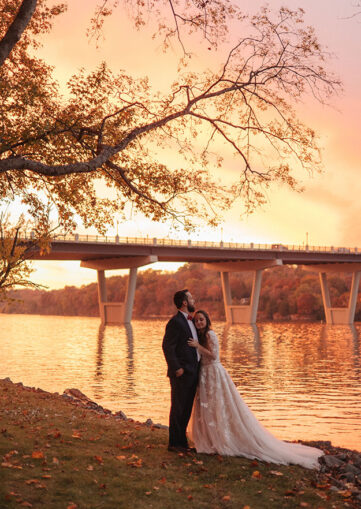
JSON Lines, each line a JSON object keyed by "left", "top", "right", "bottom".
{"left": 2, "top": 264, "right": 359, "bottom": 321}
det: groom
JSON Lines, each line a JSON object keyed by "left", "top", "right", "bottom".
{"left": 162, "top": 289, "right": 200, "bottom": 452}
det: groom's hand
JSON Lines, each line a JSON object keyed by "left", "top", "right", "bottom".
{"left": 175, "top": 368, "right": 184, "bottom": 377}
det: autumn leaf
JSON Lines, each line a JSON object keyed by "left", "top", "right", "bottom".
{"left": 284, "top": 489, "right": 297, "bottom": 496}
{"left": 116, "top": 455, "right": 126, "bottom": 460}
{"left": 145, "top": 491, "right": 152, "bottom": 496}
{"left": 187, "top": 495, "right": 193, "bottom": 500}
{"left": 338, "top": 490, "right": 352, "bottom": 498}
{"left": 31, "top": 451, "right": 44, "bottom": 459}
{"left": 251, "top": 470, "right": 261, "bottom": 479}
{"left": 20, "top": 502, "right": 33, "bottom": 507}
{"left": 94, "top": 455, "right": 103, "bottom": 464}
{"left": 86, "top": 465, "right": 94, "bottom": 471}
{"left": 315, "top": 483, "right": 331, "bottom": 489}
{"left": 67, "top": 504, "right": 78, "bottom": 509}
{"left": 222, "top": 495, "right": 231, "bottom": 501}
{"left": 269, "top": 470, "right": 283, "bottom": 476}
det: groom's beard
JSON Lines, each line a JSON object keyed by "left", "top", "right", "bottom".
{"left": 187, "top": 304, "right": 195, "bottom": 313}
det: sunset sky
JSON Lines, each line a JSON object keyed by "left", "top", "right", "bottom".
{"left": 25, "top": 0, "right": 361, "bottom": 288}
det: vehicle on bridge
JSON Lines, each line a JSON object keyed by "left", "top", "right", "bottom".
{"left": 271, "top": 244, "right": 288, "bottom": 251}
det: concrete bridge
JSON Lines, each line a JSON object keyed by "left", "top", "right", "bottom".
{"left": 24, "top": 232, "right": 361, "bottom": 325}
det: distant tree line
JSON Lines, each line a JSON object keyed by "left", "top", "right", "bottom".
{"left": 2, "top": 264, "right": 360, "bottom": 321}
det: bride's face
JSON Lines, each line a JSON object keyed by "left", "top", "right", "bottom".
{"left": 194, "top": 313, "right": 207, "bottom": 331}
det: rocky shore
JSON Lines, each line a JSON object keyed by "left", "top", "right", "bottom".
{"left": 1, "top": 377, "right": 361, "bottom": 507}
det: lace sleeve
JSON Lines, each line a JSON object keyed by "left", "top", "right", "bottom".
{"left": 206, "top": 330, "right": 220, "bottom": 361}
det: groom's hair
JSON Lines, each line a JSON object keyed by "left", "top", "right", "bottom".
{"left": 174, "top": 289, "right": 189, "bottom": 309}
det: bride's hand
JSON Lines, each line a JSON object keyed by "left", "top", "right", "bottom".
{"left": 188, "top": 338, "right": 198, "bottom": 348}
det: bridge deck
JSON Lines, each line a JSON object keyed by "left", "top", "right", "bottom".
{"left": 23, "top": 233, "right": 361, "bottom": 266}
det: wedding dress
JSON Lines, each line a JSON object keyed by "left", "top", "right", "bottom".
{"left": 190, "top": 330, "right": 323, "bottom": 469}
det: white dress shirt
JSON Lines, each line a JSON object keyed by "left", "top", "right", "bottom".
{"left": 181, "top": 311, "right": 200, "bottom": 361}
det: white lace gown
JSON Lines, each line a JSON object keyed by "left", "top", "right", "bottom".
{"left": 190, "top": 330, "right": 324, "bottom": 469}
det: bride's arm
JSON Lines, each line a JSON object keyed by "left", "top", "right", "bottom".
{"left": 188, "top": 333, "right": 216, "bottom": 359}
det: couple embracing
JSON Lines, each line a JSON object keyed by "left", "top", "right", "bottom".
{"left": 162, "top": 289, "right": 324, "bottom": 470}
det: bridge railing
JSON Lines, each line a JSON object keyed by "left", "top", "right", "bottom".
{"left": 16, "top": 231, "right": 360, "bottom": 254}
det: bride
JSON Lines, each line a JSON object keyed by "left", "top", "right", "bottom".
{"left": 187, "top": 310, "right": 324, "bottom": 469}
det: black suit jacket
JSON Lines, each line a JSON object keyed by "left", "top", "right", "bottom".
{"left": 162, "top": 311, "right": 199, "bottom": 378}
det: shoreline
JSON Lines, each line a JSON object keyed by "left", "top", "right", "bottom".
{"left": 1, "top": 377, "right": 361, "bottom": 507}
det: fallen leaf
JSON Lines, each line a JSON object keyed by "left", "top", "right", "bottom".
{"left": 269, "top": 470, "right": 283, "bottom": 476}
{"left": 67, "top": 504, "right": 77, "bottom": 509}
{"left": 145, "top": 491, "right": 152, "bottom": 496}
{"left": 116, "top": 455, "right": 126, "bottom": 460}
{"left": 338, "top": 490, "right": 352, "bottom": 498}
{"left": 31, "top": 451, "right": 44, "bottom": 459}
{"left": 187, "top": 495, "right": 193, "bottom": 500}
{"left": 52, "top": 457, "right": 59, "bottom": 465}
{"left": 222, "top": 495, "right": 231, "bottom": 501}
{"left": 284, "top": 489, "right": 297, "bottom": 496}
{"left": 86, "top": 465, "right": 94, "bottom": 471}
{"left": 94, "top": 455, "right": 103, "bottom": 464}
{"left": 41, "top": 475, "right": 52, "bottom": 479}
{"left": 252, "top": 470, "right": 261, "bottom": 479}
{"left": 20, "top": 502, "right": 32, "bottom": 507}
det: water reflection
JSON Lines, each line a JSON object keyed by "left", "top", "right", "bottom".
{"left": 0, "top": 315, "right": 360, "bottom": 450}
{"left": 93, "top": 323, "right": 135, "bottom": 402}
{"left": 96, "top": 324, "right": 105, "bottom": 381}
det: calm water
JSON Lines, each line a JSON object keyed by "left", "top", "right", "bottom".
{"left": 0, "top": 315, "right": 360, "bottom": 451}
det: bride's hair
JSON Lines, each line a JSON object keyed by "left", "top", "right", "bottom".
{"left": 194, "top": 310, "right": 211, "bottom": 347}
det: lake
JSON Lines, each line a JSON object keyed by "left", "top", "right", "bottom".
{"left": 0, "top": 314, "right": 360, "bottom": 451}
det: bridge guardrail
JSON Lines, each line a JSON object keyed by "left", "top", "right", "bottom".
{"left": 16, "top": 231, "right": 360, "bottom": 255}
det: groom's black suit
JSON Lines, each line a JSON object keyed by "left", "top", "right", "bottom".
{"left": 162, "top": 311, "right": 199, "bottom": 448}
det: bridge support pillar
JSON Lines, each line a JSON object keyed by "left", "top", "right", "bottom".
{"left": 304, "top": 263, "right": 361, "bottom": 325}
{"left": 97, "top": 267, "right": 138, "bottom": 325}
{"left": 81, "top": 255, "right": 158, "bottom": 324}
{"left": 319, "top": 271, "right": 361, "bottom": 324}
{"left": 205, "top": 259, "right": 282, "bottom": 324}
{"left": 220, "top": 269, "right": 263, "bottom": 324}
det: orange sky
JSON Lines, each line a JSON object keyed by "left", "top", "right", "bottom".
{"left": 25, "top": 0, "right": 361, "bottom": 288}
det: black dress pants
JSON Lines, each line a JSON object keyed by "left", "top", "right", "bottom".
{"left": 168, "top": 371, "right": 198, "bottom": 447}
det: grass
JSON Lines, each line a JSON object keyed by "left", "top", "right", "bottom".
{"left": 0, "top": 379, "right": 355, "bottom": 508}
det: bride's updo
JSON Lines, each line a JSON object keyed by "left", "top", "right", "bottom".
{"left": 194, "top": 310, "right": 212, "bottom": 347}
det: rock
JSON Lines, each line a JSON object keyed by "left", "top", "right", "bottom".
{"left": 345, "top": 463, "right": 361, "bottom": 475}
{"left": 341, "top": 472, "right": 356, "bottom": 483}
{"left": 320, "top": 455, "right": 345, "bottom": 469}
{"left": 114, "top": 410, "right": 127, "bottom": 420}
{"left": 144, "top": 418, "right": 153, "bottom": 426}
{"left": 152, "top": 423, "right": 168, "bottom": 429}
{"left": 1, "top": 377, "right": 11, "bottom": 382}
{"left": 64, "top": 388, "right": 89, "bottom": 401}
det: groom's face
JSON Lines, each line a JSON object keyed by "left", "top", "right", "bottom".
{"left": 185, "top": 291, "right": 195, "bottom": 313}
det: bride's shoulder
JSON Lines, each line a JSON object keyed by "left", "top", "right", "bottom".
{"left": 207, "top": 329, "right": 218, "bottom": 340}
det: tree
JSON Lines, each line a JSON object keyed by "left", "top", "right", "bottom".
{"left": 1, "top": 1, "right": 340, "bottom": 237}
{"left": 0, "top": 209, "right": 49, "bottom": 297}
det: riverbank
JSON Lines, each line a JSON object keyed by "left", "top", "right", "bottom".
{"left": 1, "top": 379, "right": 360, "bottom": 508}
